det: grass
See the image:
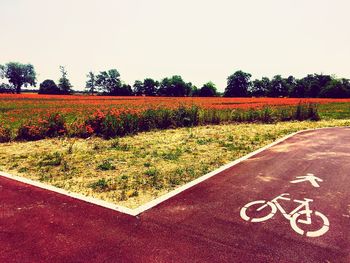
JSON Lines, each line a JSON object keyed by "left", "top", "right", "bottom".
{"left": 0, "top": 119, "right": 349, "bottom": 208}
{"left": 318, "top": 102, "right": 350, "bottom": 119}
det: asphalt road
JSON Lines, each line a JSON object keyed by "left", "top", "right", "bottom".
{"left": 1, "top": 127, "right": 349, "bottom": 262}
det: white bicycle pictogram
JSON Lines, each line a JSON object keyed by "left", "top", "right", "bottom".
{"left": 240, "top": 193, "right": 330, "bottom": 237}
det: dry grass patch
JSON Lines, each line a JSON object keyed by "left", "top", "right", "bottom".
{"left": 0, "top": 119, "right": 349, "bottom": 208}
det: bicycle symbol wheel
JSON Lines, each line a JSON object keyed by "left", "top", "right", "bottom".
{"left": 290, "top": 210, "right": 330, "bottom": 237}
{"left": 240, "top": 200, "right": 277, "bottom": 223}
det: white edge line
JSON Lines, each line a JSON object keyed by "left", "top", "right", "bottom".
{"left": 0, "top": 126, "right": 348, "bottom": 217}
{"left": 0, "top": 171, "right": 138, "bottom": 216}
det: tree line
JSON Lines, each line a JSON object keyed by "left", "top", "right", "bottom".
{"left": 1, "top": 62, "right": 350, "bottom": 98}
{"left": 226, "top": 70, "right": 350, "bottom": 98}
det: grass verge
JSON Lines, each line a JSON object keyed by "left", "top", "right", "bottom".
{"left": 0, "top": 119, "right": 349, "bottom": 208}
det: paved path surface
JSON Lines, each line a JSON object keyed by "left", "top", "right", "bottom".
{"left": 1, "top": 127, "right": 350, "bottom": 262}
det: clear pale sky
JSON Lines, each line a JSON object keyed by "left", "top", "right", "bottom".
{"left": 1, "top": 0, "right": 349, "bottom": 91}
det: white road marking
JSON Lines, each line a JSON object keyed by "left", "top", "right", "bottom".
{"left": 290, "top": 173, "right": 323, "bottom": 188}
{"left": 240, "top": 193, "right": 330, "bottom": 238}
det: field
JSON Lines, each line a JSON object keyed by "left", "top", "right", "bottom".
{"left": 0, "top": 94, "right": 350, "bottom": 208}
{"left": 1, "top": 95, "right": 350, "bottom": 128}
{"left": 1, "top": 94, "right": 350, "bottom": 142}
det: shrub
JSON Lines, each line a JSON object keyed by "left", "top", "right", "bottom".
{"left": 0, "top": 125, "right": 11, "bottom": 143}
{"left": 84, "top": 110, "right": 139, "bottom": 139}
{"left": 260, "top": 107, "right": 274, "bottom": 123}
{"left": 17, "top": 124, "right": 48, "bottom": 141}
{"left": 17, "top": 113, "right": 67, "bottom": 141}
{"left": 70, "top": 122, "right": 94, "bottom": 138}
{"left": 38, "top": 79, "right": 60, "bottom": 95}
{"left": 293, "top": 103, "right": 319, "bottom": 121}
{"left": 307, "top": 103, "right": 320, "bottom": 121}
{"left": 172, "top": 105, "right": 199, "bottom": 127}
{"left": 45, "top": 114, "right": 67, "bottom": 137}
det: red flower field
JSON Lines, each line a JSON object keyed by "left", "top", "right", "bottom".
{"left": 1, "top": 94, "right": 349, "bottom": 123}
{"left": 0, "top": 94, "right": 349, "bottom": 142}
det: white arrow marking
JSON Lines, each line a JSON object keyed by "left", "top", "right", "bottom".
{"left": 290, "top": 173, "right": 323, "bottom": 188}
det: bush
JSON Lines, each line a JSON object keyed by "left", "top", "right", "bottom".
{"left": 17, "top": 124, "right": 48, "bottom": 141}
{"left": 293, "top": 103, "right": 319, "bottom": 121}
{"left": 84, "top": 110, "right": 139, "bottom": 139}
{"left": 38, "top": 79, "right": 60, "bottom": 95}
{"left": 69, "top": 122, "right": 94, "bottom": 138}
{"left": 17, "top": 113, "right": 67, "bottom": 141}
{"left": 0, "top": 125, "right": 11, "bottom": 142}
{"left": 172, "top": 106, "right": 199, "bottom": 127}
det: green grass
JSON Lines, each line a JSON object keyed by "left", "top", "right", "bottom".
{"left": 318, "top": 103, "right": 350, "bottom": 119}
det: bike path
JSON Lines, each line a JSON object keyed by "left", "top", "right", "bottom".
{"left": 1, "top": 127, "right": 350, "bottom": 262}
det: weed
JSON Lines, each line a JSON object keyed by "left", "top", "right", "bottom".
{"left": 144, "top": 168, "right": 158, "bottom": 177}
{"left": 38, "top": 152, "right": 62, "bottom": 167}
{"left": 119, "top": 190, "right": 127, "bottom": 201}
{"left": 18, "top": 167, "right": 28, "bottom": 173}
{"left": 161, "top": 148, "right": 183, "bottom": 160}
{"left": 97, "top": 160, "right": 116, "bottom": 171}
{"left": 92, "top": 143, "right": 101, "bottom": 151}
{"left": 10, "top": 163, "right": 19, "bottom": 169}
{"left": 121, "top": 175, "right": 129, "bottom": 180}
{"left": 67, "top": 141, "right": 75, "bottom": 154}
{"left": 90, "top": 178, "right": 109, "bottom": 191}
{"left": 196, "top": 138, "right": 213, "bottom": 145}
{"left": 61, "top": 160, "right": 70, "bottom": 172}
{"left": 110, "top": 139, "right": 131, "bottom": 151}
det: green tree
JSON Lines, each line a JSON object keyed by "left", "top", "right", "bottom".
{"left": 38, "top": 79, "right": 60, "bottom": 94}
{"left": 319, "top": 78, "right": 350, "bottom": 98}
{"left": 191, "top": 86, "right": 200, "bottom": 97}
{"left": 289, "top": 79, "right": 306, "bottom": 98}
{"left": 158, "top": 75, "right": 192, "bottom": 96}
{"left": 224, "top": 70, "right": 251, "bottom": 97}
{"left": 120, "top": 84, "right": 133, "bottom": 96}
{"left": 133, "top": 80, "right": 144, "bottom": 95}
{"left": 58, "top": 66, "right": 73, "bottom": 94}
{"left": 267, "top": 75, "right": 288, "bottom": 97}
{"left": 0, "top": 62, "right": 36, "bottom": 94}
{"left": 96, "top": 69, "right": 125, "bottom": 95}
{"left": 198, "top": 81, "right": 217, "bottom": 97}
{"left": 0, "top": 83, "right": 14, "bottom": 93}
{"left": 85, "top": 71, "right": 96, "bottom": 95}
{"left": 284, "top": 76, "right": 297, "bottom": 96}
{"left": 301, "top": 74, "right": 332, "bottom": 97}
{"left": 251, "top": 77, "right": 270, "bottom": 97}
{"left": 143, "top": 78, "right": 159, "bottom": 96}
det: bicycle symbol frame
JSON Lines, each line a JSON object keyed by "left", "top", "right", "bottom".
{"left": 240, "top": 193, "right": 329, "bottom": 237}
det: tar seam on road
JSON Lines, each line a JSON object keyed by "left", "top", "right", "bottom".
{"left": 0, "top": 126, "right": 346, "bottom": 217}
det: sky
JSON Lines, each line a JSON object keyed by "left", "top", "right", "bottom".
{"left": 1, "top": 0, "right": 350, "bottom": 92}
